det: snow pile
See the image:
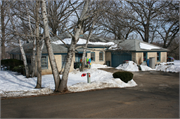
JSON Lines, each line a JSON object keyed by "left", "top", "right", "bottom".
{"left": 174, "top": 60, "right": 180, "bottom": 66}
{"left": 0, "top": 87, "right": 53, "bottom": 97}
{"left": 68, "top": 68, "right": 137, "bottom": 92}
{"left": 68, "top": 79, "right": 137, "bottom": 92}
{"left": 140, "top": 65, "right": 155, "bottom": 71}
{"left": 0, "top": 65, "right": 137, "bottom": 97}
{"left": 52, "top": 38, "right": 114, "bottom": 46}
{"left": 116, "top": 61, "right": 139, "bottom": 71}
{"left": 156, "top": 61, "right": 180, "bottom": 73}
{"left": 91, "top": 64, "right": 110, "bottom": 69}
{"left": 140, "top": 42, "right": 160, "bottom": 50}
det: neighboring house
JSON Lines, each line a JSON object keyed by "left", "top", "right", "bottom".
{"left": 9, "top": 34, "right": 168, "bottom": 75}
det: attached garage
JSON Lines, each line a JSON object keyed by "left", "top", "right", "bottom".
{"left": 107, "top": 39, "right": 168, "bottom": 67}
{"left": 111, "top": 52, "right": 132, "bottom": 67}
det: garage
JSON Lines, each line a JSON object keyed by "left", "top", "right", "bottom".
{"left": 111, "top": 52, "right": 132, "bottom": 67}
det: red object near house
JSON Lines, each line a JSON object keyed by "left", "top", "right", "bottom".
{"left": 81, "top": 73, "right": 86, "bottom": 77}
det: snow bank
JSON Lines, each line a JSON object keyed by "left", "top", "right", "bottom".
{"left": 140, "top": 42, "right": 160, "bottom": 50}
{"left": 0, "top": 87, "right": 53, "bottom": 97}
{"left": 140, "top": 65, "right": 155, "bottom": 71}
{"left": 116, "top": 61, "right": 139, "bottom": 71}
{"left": 156, "top": 61, "right": 180, "bottom": 73}
{"left": 68, "top": 79, "right": 137, "bottom": 92}
{"left": 91, "top": 64, "right": 110, "bottom": 69}
{"left": 0, "top": 64, "right": 137, "bottom": 97}
{"left": 52, "top": 38, "right": 114, "bottom": 46}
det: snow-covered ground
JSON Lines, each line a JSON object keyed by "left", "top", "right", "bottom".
{"left": 115, "top": 60, "right": 180, "bottom": 72}
{"left": 0, "top": 64, "right": 137, "bottom": 97}
{"left": 156, "top": 60, "right": 180, "bottom": 73}
{"left": 1, "top": 60, "right": 179, "bottom": 97}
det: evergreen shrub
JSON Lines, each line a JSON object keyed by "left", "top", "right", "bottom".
{"left": 113, "top": 71, "right": 133, "bottom": 83}
{"left": 1, "top": 59, "right": 23, "bottom": 70}
{"left": 12, "top": 65, "right": 25, "bottom": 75}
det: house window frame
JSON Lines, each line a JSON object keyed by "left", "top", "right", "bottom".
{"left": 41, "top": 55, "right": 48, "bottom": 69}
{"left": 157, "top": 52, "right": 161, "bottom": 62}
{"left": 143, "top": 52, "right": 147, "bottom": 62}
{"left": 99, "top": 51, "right": 104, "bottom": 61}
{"left": 61, "top": 54, "right": 67, "bottom": 68}
{"left": 91, "top": 52, "right": 95, "bottom": 62}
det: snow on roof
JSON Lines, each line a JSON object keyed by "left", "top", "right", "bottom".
{"left": 52, "top": 38, "right": 114, "bottom": 46}
{"left": 140, "top": 42, "right": 160, "bottom": 50}
{"left": 108, "top": 44, "right": 118, "bottom": 50}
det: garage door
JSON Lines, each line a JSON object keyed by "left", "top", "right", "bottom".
{"left": 111, "top": 52, "right": 132, "bottom": 67}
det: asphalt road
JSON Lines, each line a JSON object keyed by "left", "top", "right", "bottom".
{"left": 1, "top": 70, "right": 179, "bottom": 118}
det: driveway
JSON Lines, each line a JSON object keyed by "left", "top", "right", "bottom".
{"left": 1, "top": 69, "right": 179, "bottom": 118}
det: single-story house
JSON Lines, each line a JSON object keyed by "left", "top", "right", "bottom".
{"left": 9, "top": 33, "right": 168, "bottom": 75}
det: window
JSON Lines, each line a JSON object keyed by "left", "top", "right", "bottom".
{"left": 99, "top": 51, "right": 103, "bottom": 61}
{"left": 41, "top": 56, "right": 48, "bottom": 69}
{"left": 91, "top": 52, "right": 95, "bottom": 61}
{"left": 143, "top": 52, "right": 147, "bottom": 61}
{"left": 157, "top": 52, "right": 161, "bottom": 61}
{"left": 62, "top": 55, "right": 67, "bottom": 68}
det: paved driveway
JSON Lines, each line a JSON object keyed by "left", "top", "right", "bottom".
{"left": 1, "top": 69, "right": 179, "bottom": 118}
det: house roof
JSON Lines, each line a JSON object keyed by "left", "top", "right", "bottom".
{"left": 108, "top": 39, "right": 168, "bottom": 52}
{"left": 9, "top": 35, "right": 168, "bottom": 55}
{"left": 9, "top": 33, "right": 111, "bottom": 55}
{"left": 9, "top": 41, "right": 69, "bottom": 55}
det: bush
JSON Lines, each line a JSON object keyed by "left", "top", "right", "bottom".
{"left": 113, "top": 71, "right": 133, "bottom": 83}
{"left": 74, "top": 62, "right": 81, "bottom": 69}
{"left": 13, "top": 65, "right": 25, "bottom": 75}
{"left": 1, "top": 59, "right": 23, "bottom": 70}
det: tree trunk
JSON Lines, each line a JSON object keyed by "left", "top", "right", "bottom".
{"left": 144, "top": 23, "right": 149, "bottom": 42}
{"left": 80, "top": 20, "right": 95, "bottom": 72}
{"left": 58, "top": 0, "right": 89, "bottom": 92}
{"left": 19, "top": 39, "right": 30, "bottom": 78}
{"left": 59, "top": 24, "right": 82, "bottom": 92}
{"left": 26, "top": 5, "right": 36, "bottom": 77}
{"left": 1, "top": 1, "right": 5, "bottom": 59}
{"left": 31, "top": 38, "right": 36, "bottom": 77}
{"left": 58, "top": 38, "right": 77, "bottom": 92}
{"left": 35, "top": 1, "right": 42, "bottom": 88}
{"left": 41, "top": 0, "right": 61, "bottom": 91}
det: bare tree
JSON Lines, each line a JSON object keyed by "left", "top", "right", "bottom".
{"left": 58, "top": 0, "right": 90, "bottom": 92}
{"left": 8, "top": 1, "right": 30, "bottom": 78}
{"left": 156, "top": 0, "right": 179, "bottom": 48}
{"left": 59, "top": 0, "right": 107, "bottom": 92}
{"left": 80, "top": 20, "right": 95, "bottom": 71}
{"left": 25, "top": 1, "right": 37, "bottom": 77}
{"left": 35, "top": 0, "right": 42, "bottom": 88}
{"left": 126, "top": 0, "right": 165, "bottom": 42}
{"left": 47, "top": 0, "right": 75, "bottom": 35}
{"left": 97, "top": 1, "right": 134, "bottom": 40}
{"left": 41, "top": 0, "right": 61, "bottom": 91}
